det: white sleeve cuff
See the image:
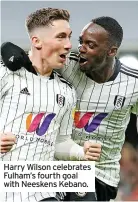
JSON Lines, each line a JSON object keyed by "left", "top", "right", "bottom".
{"left": 70, "top": 141, "right": 84, "bottom": 160}
{"left": 55, "top": 137, "right": 84, "bottom": 161}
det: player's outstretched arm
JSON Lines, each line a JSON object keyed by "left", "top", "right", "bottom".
{"left": 54, "top": 86, "right": 101, "bottom": 161}
{"left": 0, "top": 132, "right": 16, "bottom": 153}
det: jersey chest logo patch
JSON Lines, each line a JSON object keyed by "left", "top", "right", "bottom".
{"left": 20, "top": 87, "right": 30, "bottom": 95}
{"left": 114, "top": 95, "right": 126, "bottom": 110}
{"left": 26, "top": 113, "right": 56, "bottom": 136}
{"left": 56, "top": 94, "right": 65, "bottom": 108}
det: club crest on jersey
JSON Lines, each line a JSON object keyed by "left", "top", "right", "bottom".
{"left": 56, "top": 94, "right": 65, "bottom": 108}
{"left": 114, "top": 95, "right": 126, "bottom": 110}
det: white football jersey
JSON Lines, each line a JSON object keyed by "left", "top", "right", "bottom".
{"left": 59, "top": 52, "right": 138, "bottom": 187}
{"left": 0, "top": 61, "right": 76, "bottom": 202}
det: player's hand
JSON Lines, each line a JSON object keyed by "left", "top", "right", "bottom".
{"left": 83, "top": 141, "right": 102, "bottom": 161}
{"left": 1, "top": 42, "right": 37, "bottom": 75}
{"left": 0, "top": 132, "right": 16, "bottom": 153}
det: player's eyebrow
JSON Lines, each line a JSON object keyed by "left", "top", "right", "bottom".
{"left": 56, "top": 31, "right": 72, "bottom": 38}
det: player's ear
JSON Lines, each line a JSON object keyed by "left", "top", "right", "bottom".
{"left": 31, "top": 36, "right": 42, "bottom": 50}
{"left": 107, "top": 46, "right": 118, "bottom": 57}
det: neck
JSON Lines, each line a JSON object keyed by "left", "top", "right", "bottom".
{"left": 29, "top": 48, "right": 52, "bottom": 76}
{"left": 34, "top": 59, "right": 52, "bottom": 77}
{"left": 87, "top": 58, "right": 115, "bottom": 83}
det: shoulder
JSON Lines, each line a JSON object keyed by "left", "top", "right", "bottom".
{"left": 65, "top": 51, "right": 79, "bottom": 68}
{"left": 0, "top": 60, "right": 31, "bottom": 83}
{"left": 53, "top": 71, "right": 76, "bottom": 103}
{"left": 56, "top": 51, "right": 80, "bottom": 82}
{"left": 0, "top": 60, "right": 14, "bottom": 95}
{"left": 120, "top": 61, "right": 138, "bottom": 79}
{"left": 64, "top": 51, "right": 80, "bottom": 73}
{"left": 0, "top": 60, "right": 9, "bottom": 79}
{"left": 68, "top": 51, "right": 80, "bottom": 62}
{"left": 53, "top": 71, "right": 73, "bottom": 89}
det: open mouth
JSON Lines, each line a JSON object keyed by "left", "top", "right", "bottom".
{"left": 79, "top": 56, "right": 88, "bottom": 65}
{"left": 60, "top": 54, "right": 66, "bottom": 60}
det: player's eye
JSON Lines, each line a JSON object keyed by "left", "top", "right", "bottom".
{"left": 88, "top": 42, "right": 95, "bottom": 49}
{"left": 57, "top": 33, "right": 66, "bottom": 39}
{"left": 58, "top": 35, "right": 64, "bottom": 38}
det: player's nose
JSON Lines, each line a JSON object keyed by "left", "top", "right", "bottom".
{"left": 64, "top": 39, "right": 72, "bottom": 50}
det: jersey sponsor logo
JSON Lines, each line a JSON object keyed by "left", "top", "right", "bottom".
{"left": 56, "top": 94, "right": 65, "bottom": 107}
{"left": 114, "top": 95, "right": 126, "bottom": 110}
{"left": 20, "top": 87, "right": 30, "bottom": 95}
{"left": 26, "top": 113, "right": 56, "bottom": 136}
{"left": 74, "top": 111, "right": 108, "bottom": 133}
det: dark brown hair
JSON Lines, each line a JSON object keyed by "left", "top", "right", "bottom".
{"left": 26, "top": 7, "right": 70, "bottom": 33}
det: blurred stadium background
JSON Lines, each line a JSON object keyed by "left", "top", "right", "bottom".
{"left": 1, "top": 1, "right": 138, "bottom": 200}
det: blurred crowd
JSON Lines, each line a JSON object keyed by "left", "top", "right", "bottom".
{"left": 116, "top": 114, "right": 138, "bottom": 201}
